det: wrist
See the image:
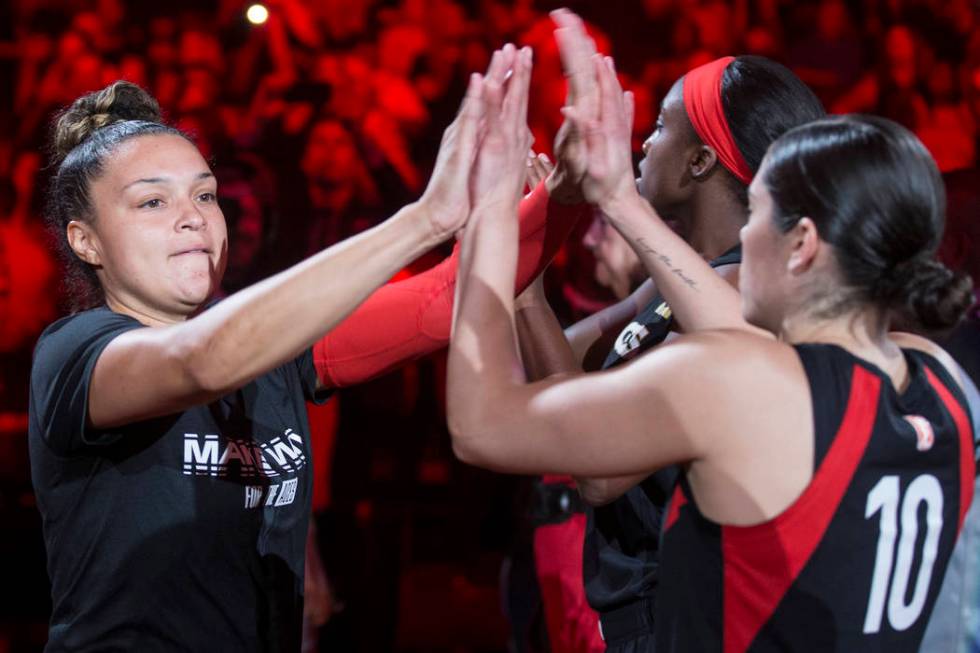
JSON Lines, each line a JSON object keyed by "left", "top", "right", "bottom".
{"left": 599, "top": 184, "right": 647, "bottom": 226}
{"left": 411, "top": 198, "right": 456, "bottom": 249}
{"left": 471, "top": 195, "right": 520, "bottom": 221}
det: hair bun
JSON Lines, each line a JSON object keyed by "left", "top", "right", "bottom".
{"left": 51, "top": 81, "right": 163, "bottom": 165}
{"left": 887, "top": 258, "right": 975, "bottom": 331}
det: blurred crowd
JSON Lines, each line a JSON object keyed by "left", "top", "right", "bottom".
{"left": 1, "top": 0, "right": 978, "bottom": 345}
{"left": 0, "top": 0, "right": 978, "bottom": 650}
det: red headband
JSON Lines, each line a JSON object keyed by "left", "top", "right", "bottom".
{"left": 682, "top": 56, "right": 754, "bottom": 185}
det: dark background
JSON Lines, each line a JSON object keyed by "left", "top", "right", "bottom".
{"left": 1, "top": 0, "right": 978, "bottom": 651}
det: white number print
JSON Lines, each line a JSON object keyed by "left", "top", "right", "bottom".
{"left": 863, "top": 474, "right": 944, "bottom": 634}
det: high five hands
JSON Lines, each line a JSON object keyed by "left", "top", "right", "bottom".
{"left": 422, "top": 8, "right": 635, "bottom": 244}
{"left": 470, "top": 44, "right": 534, "bottom": 216}
{"left": 418, "top": 44, "right": 533, "bottom": 241}
{"left": 551, "top": 8, "right": 638, "bottom": 208}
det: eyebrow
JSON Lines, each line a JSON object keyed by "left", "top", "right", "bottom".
{"left": 122, "top": 171, "right": 214, "bottom": 191}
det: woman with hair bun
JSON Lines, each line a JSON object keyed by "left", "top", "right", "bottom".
{"left": 514, "top": 11, "right": 827, "bottom": 651}
{"left": 29, "top": 46, "right": 555, "bottom": 651}
{"left": 448, "top": 35, "right": 977, "bottom": 650}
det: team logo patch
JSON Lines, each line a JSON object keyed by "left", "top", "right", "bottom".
{"left": 903, "top": 415, "right": 935, "bottom": 451}
{"left": 614, "top": 321, "right": 650, "bottom": 358}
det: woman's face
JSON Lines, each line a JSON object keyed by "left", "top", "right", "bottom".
{"left": 76, "top": 133, "right": 227, "bottom": 323}
{"left": 738, "top": 161, "right": 792, "bottom": 332}
{"left": 636, "top": 78, "right": 699, "bottom": 223}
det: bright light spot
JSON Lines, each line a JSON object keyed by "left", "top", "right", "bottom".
{"left": 246, "top": 4, "right": 269, "bottom": 25}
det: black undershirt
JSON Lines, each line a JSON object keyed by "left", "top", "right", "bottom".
{"left": 583, "top": 245, "right": 741, "bottom": 614}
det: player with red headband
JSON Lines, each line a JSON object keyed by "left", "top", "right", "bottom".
{"left": 513, "top": 11, "right": 825, "bottom": 652}
{"left": 447, "top": 11, "right": 976, "bottom": 651}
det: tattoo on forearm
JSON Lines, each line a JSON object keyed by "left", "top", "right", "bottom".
{"left": 636, "top": 238, "right": 698, "bottom": 290}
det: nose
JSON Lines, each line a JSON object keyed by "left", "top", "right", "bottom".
{"left": 176, "top": 199, "right": 207, "bottom": 231}
{"left": 641, "top": 138, "right": 652, "bottom": 156}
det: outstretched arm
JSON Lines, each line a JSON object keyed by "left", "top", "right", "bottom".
{"left": 446, "top": 44, "right": 715, "bottom": 478}
{"left": 312, "top": 178, "right": 585, "bottom": 388}
{"left": 86, "top": 68, "right": 490, "bottom": 430}
{"left": 553, "top": 11, "right": 754, "bottom": 336}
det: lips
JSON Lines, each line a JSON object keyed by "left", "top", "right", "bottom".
{"left": 172, "top": 246, "right": 212, "bottom": 257}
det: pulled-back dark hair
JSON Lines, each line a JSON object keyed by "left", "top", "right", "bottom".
{"left": 763, "top": 114, "right": 973, "bottom": 331}
{"left": 47, "top": 80, "right": 190, "bottom": 312}
{"left": 718, "top": 56, "right": 826, "bottom": 204}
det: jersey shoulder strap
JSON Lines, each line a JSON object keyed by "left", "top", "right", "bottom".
{"left": 792, "top": 343, "right": 864, "bottom": 470}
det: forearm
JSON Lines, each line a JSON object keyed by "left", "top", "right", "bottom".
{"left": 564, "top": 278, "right": 659, "bottom": 369}
{"left": 314, "top": 181, "right": 585, "bottom": 388}
{"left": 515, "top": 285, "right": 581, "bottom": 380}
{"left": 448, "top": 202, "right": 525, "bottom": 454}
{"left": 603, "top": 190, "right": 746, "bottom": 332}
{"left": 186, "top": 202, "right": 441, "bottom": 392}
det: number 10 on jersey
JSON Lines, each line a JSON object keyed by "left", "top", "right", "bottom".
{"left": 863, "top": 474, "right": 943, "bottom": 633}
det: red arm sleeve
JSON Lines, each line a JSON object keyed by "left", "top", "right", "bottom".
{"left": 312, "top": 181, "right": 587, "bottom": 388}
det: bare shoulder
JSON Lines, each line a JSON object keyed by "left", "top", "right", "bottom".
{"left": 626, "top": 328, "right": 803, "bottom": 394}
{"left": 890, "top": 331, "right": 967, "bottom": 391}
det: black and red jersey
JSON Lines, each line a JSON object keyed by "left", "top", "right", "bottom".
{"left": 656, "top": 344, "right": 976, "bottom": 652}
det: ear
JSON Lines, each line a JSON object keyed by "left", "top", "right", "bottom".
{"left": 786, "top": 216, "right": 819, "bottom": 275}
{"left": 66, "top": 220, "right": 102, "bottom": 267}
{"left": 690, "top": 144, "right": 718, "bottom": 180}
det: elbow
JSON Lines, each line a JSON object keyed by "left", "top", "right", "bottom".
{"left": 447, "top": 409, "right": 485, "bottom": 467}
{"left": 447, "top": 403, "right": 501, "bottom": 469}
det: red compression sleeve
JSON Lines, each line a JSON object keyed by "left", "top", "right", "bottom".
{"left": 312, "top": 181, "right": 587, "bottom": 388}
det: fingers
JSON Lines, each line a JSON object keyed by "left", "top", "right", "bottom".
{"left": 526, "top": 151, "right": 553, "bottom": 188}
{"left": 551, "top": 9, "right": 598, "bottom": 112}
{"left": 503, "top": 46, "right": 532, "bottom": 129}
{"left": 456, "top": 72, "right": 485, "bottom": 159}
{"left": 486, "top": 43, "right": 517, "bottom": 86}
{"left": 596, "top": 55, "right": 627, "bottom": 134}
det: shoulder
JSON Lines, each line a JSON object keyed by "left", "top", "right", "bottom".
{"left": 37, "top": 307, "right": 139, "bottom": 344}
{"left": 646, "top": 328, "right": 788, "bottom": 363}
{"left": 889, "top": 331, "right": 968, "bottom": 392}
{"left": 33, "top": 308, "right": 142, "bottom": 382}
{"left": 625, "top": 329, "right": 801, "bottom": 397}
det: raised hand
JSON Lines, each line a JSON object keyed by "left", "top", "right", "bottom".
{"left": 546, "top": 8, "right": 600, "bottom": 203}
{"left": 470, "top": 45, "right": 534, "bottom": 212}
{"left": 416, "top": 67, "right": 486, "bottom": 240}
{"left": 559, "top": 54, "right": 637, "bottom": 207}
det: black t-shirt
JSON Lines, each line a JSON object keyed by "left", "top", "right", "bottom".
{"left": 584, "top": 245, "right": 741, "bottom": 614}
{"left": 29, "top": 307, "right": 323, "bottom": 652}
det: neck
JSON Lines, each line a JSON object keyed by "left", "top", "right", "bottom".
{"left": 685, "top": 184, "right": 746, "bottom": 259}
{"left": 104, "top": 290, "right": 199, "bottom": 327}
{"left": 778, "top": 304, "right": 906, "bottom": 376}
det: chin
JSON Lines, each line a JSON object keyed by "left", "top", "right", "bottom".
{"left": 176, "top": 276, "right": 218, "bottom": 307}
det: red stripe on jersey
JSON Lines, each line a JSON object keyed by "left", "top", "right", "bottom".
{"left": 923, "top": 366, "right": 976, "bottom": 532}
{"left": 664, "top": 484, "right": 688, "bottom": 533}
{"left": 720, "top": 365, "right": 881, "bottom": 653}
